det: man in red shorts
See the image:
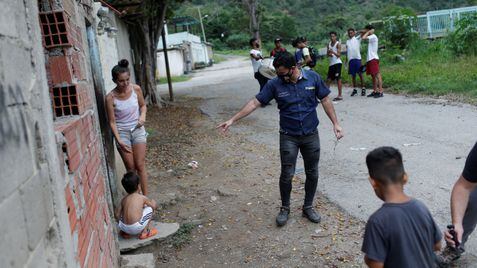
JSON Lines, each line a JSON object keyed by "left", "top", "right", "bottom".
{"left": 361, "top": 25, "right": 383, "bottom": 98}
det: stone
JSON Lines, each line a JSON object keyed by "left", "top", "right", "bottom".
{"left": 120, "top": 253, "right": 155, "bottom": 268}
{"left": 216, "top": 187, "right": 237, "bottom": 197}
{"left": 118, "top": 222, "right": 180, "bottom": 252}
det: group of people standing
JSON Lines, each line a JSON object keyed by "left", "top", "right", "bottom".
{"left": 249, "top": 24, "right": 384, "bottom": 101}
{"left": 239, "top": 25, "right": 477, "bottom": 267}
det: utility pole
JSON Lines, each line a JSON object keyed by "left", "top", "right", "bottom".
{"left": 198, "top": 7, "right": 207, "bottom": 43}
{"left": 161, "top": 25, "right": 174, "bottom": 101}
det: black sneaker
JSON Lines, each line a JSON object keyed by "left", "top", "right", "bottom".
{"left": 361, "top": 88, "right": 366, "bottom": 96}
{"left": 374, "top": 92, "right": 384, "bottom": 98}
{"left": 276, "top": 206, "right": 290, "bottom": 227}
{"left": 302, "top": 206, "right": 321, "bottom": 223}
{"left": 435, "top": 245, "right": 465, "bottom": 267}
{"left": 351, "top": 89, "right": 358, "bottom": 96}
{"left": 367, "top": 91, "right": 376, "bottom": 97}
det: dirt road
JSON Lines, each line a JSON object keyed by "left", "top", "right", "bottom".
{"left": 151, "top": 56, "right": 477, "bottom": 266}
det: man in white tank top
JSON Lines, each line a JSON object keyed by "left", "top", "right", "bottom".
{"left": 326, "top": 31, "right": 343, "bottom": 101}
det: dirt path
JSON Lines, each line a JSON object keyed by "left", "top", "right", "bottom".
{"left": 128, "top": 55, "right": 477, "bottom": 266}
{"left": 140, "top": 98, "right": 365, "bottom": 267}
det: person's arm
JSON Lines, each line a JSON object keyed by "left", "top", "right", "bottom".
{"left": 364, "top": 256, "right": 384, "bottom": 268}
{"left": 105, "top": 94, "right": 132, "bottom": 153}
{"left": 250, "top": 50, "right": 263, "bottom": 60}
{"left": 434, "top": 241, "right": 442, "bottom": 251}
{"left": 361, "top": 29, "right": 375, "bottom": 40}
{"left": 445, "top": 176, "right": 477, "bottom": 245}
{"left": 144, "top": 196, "right": 158, "bottom": 210}
{"left": 217, "top": 98, "right": 262, "bottom": 133}
{"left": 321, "top": 96, "right": 343, "bottom": 139}
{"left": 134, "top": 85, "right": 147, "bottom": 127}
{"left": 114, "top": 198, "right": 124, "bottom": 221}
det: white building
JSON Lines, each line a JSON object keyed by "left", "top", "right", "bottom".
{"left": 157, "top": 27, "right": 213, "bottom": 78}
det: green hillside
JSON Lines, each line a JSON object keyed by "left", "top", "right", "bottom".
{"left": 171, "top": 0, "right": 476, "bottom": 48}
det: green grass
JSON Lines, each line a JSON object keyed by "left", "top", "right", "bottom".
{"left": 157, "top": 75, "right": 191, "bottom": 84}
{"left": 212, "top": 54, "right": 227, "bottom": 63}
{"left": 170, "top": 223, "right": 196, "bottom": 249}
{"left": 313, "top": 41, "right": 477, "bottom": 102}
{"left": 214, "top": 49, "right": 250, "bottom": 57}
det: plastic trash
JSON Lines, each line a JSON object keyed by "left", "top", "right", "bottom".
{"left": 188, "top": 160, "right": 199, "bottom": 169}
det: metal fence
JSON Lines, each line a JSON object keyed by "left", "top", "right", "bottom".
{"left": 414, "top": 6, "right": 477, "bottom": 38}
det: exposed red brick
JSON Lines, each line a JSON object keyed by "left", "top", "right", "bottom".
{"left": 70, "top": 52, "right": 86, "bottom": 81}
{"left": 51, "top": 85, "right": 80, "bottom": 117}
{"left": 48, "top": 55, "right": 73, "bottom": 85}
{"left": 39, "top": 11, "right": 74, "bottom": 48}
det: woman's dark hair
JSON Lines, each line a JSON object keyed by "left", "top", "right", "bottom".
{"left": 121, "top": 171, "right": 139, "bottom": 194}
{"left": 273, "top": 51, "right": 296, "bottom": 69}
{"left": 249, "top": 37, "right": 258, "bottom": 47}
{"left": 112, "top": 59, "right": 130, "bottom": 82}
{"left": 347, "top": 28, "right": 355, "bottom": 32}
{"left": 329, "top": 31, "right": 337, "bottom": 36}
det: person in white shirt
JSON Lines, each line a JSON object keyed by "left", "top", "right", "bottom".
{"left": 249, "top": 37, "right": 269, "bottom": 92}
{"left": 361, "top": 25, "right": 383, "bottom": 98}
{"left": 326, "top": 31, "right": 343, "bottom": 101}
{"left": 346, "top": 28, "right": 366, "bottom": 97}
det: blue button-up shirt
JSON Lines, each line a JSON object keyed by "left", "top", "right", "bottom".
{"left": 255, "top": 69, "right": 330, "bottom": 136}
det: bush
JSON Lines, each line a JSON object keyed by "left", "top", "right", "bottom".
{"left": 382, "top": 15, "right": 418, "bottom": 49}
{"left": 224, "top": 33, "right": 252, "bottom": 49}
{"left": 447, "top": 13, "right": 477, "bottom": 56}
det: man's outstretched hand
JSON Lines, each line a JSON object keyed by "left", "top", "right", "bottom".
{"left": 217, "top": 119, "right": 234, "bottom": 133}
{"left": 333, "top": 124, "right": 344, "bottom": 140}
{"left": 444, "top": 223, "right": 463, "bottom": 248}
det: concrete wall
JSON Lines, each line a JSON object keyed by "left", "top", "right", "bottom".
{"left": 93, "top": 3, "right": 130, "bottom": 199}
{"left": 38, "top": 0, "right": 119, "bottom": 267}
{"left": 0, "top": 0, "right": 75, "bottom": 266}
{"left": 157, "top": 49, "right": 185, "bottom": 77}
{"left": 114, "top": 16, "right": 136, "bottom": 84}
{"left": 93, "top": 2, "right": 136, "bottom": 94}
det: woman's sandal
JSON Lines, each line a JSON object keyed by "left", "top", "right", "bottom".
{"left": 139, "top": 227, "right": 158, "bottom": 240}
{"left": 333, "top": 97, "right": 343, "bottom": 101}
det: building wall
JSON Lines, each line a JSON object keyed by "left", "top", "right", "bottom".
{"left": 37, "top": 0, "right": 119, "bottom": 267}
{"left": 93, "top": 2, "right": 129, "bottom": 199}
{"left": 157, "top": 49, "right": 185, "bottom": 77}
{"left": 0, "top": 0, "right": 75, "bottom": 266}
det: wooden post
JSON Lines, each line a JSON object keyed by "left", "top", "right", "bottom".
{"left": 161, "top": 25, "right": 174, "bottom": 102}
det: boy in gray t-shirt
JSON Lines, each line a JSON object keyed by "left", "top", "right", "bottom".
{"left": 362, "top": 147, "right": 442, "bottom": 268}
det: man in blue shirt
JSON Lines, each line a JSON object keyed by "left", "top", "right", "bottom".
{"left": 217, "top": 52, "right": 343, "bottom": 227}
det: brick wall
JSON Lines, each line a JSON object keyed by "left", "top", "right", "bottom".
{"left": 38, "top": 0, "right": 119, "bottom": 267}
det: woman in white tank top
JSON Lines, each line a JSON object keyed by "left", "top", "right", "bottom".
{"left": 106, "top": 59, "right": 149, "bottom": 196}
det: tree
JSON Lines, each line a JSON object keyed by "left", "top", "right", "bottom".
{"left": 127, "top": 0, "right": 168, "bottom": 106}
{"left": 242, "top": 0, "right": 260, "bottom": 39}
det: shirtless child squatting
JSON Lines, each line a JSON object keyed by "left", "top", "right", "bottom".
{"left": 115, "top": 171, "right": 158, "bottom": 239}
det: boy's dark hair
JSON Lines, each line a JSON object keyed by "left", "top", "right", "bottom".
{"left": 365, "top": 24, "right": 375, "bottom": 30}
{"left": 121, "top": 171, "right": 140, "bottom": 194}
{"left": 249, "top": 37, "right": 258, "bottom": 47}
{"left": 366, "top": 147, "right": 405, "bottom": 185}
{"left": 291, "top": 38, "right": 298, "bottom": 47}
{"left": 273, "top": 51, "right": 296, "bottom": 69}
{"left": 112, "top": 59, "right": 130, "bottom": 82}
{"left": 329, "top": 31, "right": 337, "bottom": 36}
{"left": 347, "top": 28, "right": 355, "bottom": 32}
